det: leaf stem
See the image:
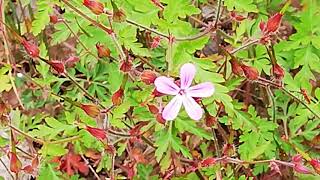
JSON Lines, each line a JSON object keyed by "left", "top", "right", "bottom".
{"left": 8, "top": 124, "right": 44, "bottom": 144}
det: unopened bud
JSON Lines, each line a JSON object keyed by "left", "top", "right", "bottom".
{"left": 310, "top": 159, "right": 320, "bottom": 174}
{"left": 272, "top": 63, "right": 285, "bottom": 79}
{"left": 49, "top": 61, "right": 65, "bottom": 74}
{"left": 147, "top": 104, "right": 159, "bottom": 114}
{"left": 156, "top": 113, "right": 166, "bottom": 124}
{"left": 49, "top": 15, "right": 58, "bottom": 24}
{"left": 22, "top": 40, "right": 39, "bottom": 58}
{"left": 120, "top": 60, "right": 132, "bottom": 73}
{"left": 83, "top": 0, "right": 105, "bottom": 15}
{"left": 205, "top": 114, "right": 217, "bottom": 127}
{"left": 85, "top": 125, "right": 107, "bottom": 140}
{"left": 140, "top": 70, "right": 157, "bottom": 85}
{"left": 241, "top": 64, "right": 259, "bottom": 80}
{"left": 113, "top": 9, "right": 126, "bottom": 22}
{"left": 112, "top": 88, "right": 124, "bottom": 106}
{"left": 265, "top": 13, "right": 282, "bottom": 33}
{"left": 230, "top": 11, "right": 245, "bottom": 22}
{"left": 230, "top": 58, "right": 243, "bottom": 76}
{"left": 9, "top": 152, "right": 22, "bottom": 173}
{"left": 96, "top": 43, "right": 110, "bottom": 58}
{"left": 151, "top": 36, "right": 161, "bottom": 48}
{"left": 80, "top": 103, "right": 100, "bottom": 118}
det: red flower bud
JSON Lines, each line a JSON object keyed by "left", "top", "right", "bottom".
{"left": 265, "top": 13, "right": 283, "bottom": 33}
{"left": 200, "top": 157, "right": 216, "bottom": 167}
{"left": 113, "top": 9, "right": 126, "bottom": 22}
{"left": 294, "top": 164, "right": 312, "bottom": 174}
{"left": 230, "top": 11, "right": 245, "bottom": 22}
{"left": 151, "top": 36, "right": 161, "bottom": 48}
{"left": 152, "top": 88, "right": 164, "bottom": 97}
{"left": 140, "top": 70, "right": 157, "bottom": 85}
{"left": 241, "top": 64, "right": 259, "bottom": 80}
{"left": 147, "top": 104, "right": 159, "bottom": 114}
{"left": 83, "top": 0, "right": 104, "bottom": 15}
{"left": 120, "top": 60, "right": 132, "bottom": 73}
{"left": 310, "top": 159, "right": 320, "bottom": 174}
{"left": 112, "top": 88, "right": 124, "bottom": 106}
{"left": 150, "top": 0, "right": 164, "bottom": 10}
{"left": 259, "top": 21, "right": 266, "bottom": 32}
{"left": 49, "top": 61, "right": 65, "bottom": 74}
{"left": 205, "top": 114, "right": 217, "bottom": 127}
{"left": 80, "top": 103, "right": 100, "bottom": 118}
{"left": 50, "top": 15, "right": 59, "bottom": 24}
{"left": 96, "top": 43, "right": 110, "bottom": 58}
{"left": 9, "top": 152, "right": 22, "bottom": 173}
{"left": 156, "top": 113, "right": 166, "bottom": 124}
{"left": 230, "top": 59, "right": 243, "bottom": 76}
{"left": 65, "top": 56, "right": 80, "bottom": 68}
{"left": 21, "top": 40, "right": 39, "bottom": 58}
{"left": 272, "top": 63, "right": 285, "bottom": 79}
{"left": 292, "top": 154, "right": 303, "bottom": 163}
{"left": 85, "top": 125, "right": 107, "bottom": 140}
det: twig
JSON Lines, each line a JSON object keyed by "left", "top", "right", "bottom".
{"left": 48, "top": 135, "right": 81, "bottom": 144}
{"left": 8, "top": 124, "right": 44, "bottom": 144}
{"left": 81, "top": 155, "right": 101, "bottom": 180}
{"left": 214, "top": 0, "right": 223, "bottom": 27}
{"left": 0, "top": 158, "right": 14, "bottom": 180}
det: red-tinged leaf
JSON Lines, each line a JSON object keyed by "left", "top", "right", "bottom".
{"left": 49, "top": 61, "right": 65, "bottom": 74}
{"left": 129, "top": 121, "right": 149, "bottom": 136}
{"left": 80, "top": 103, "right": 100, "bottom": 118}
{"left": 49, "top": 15, "right": 58, "bottom": 24}
{"left": 112, "top": 88, "right": 124, "bottom": 106}
{"left": 60, "top": 152, "right": 89, "bottom": 176}
{"left": 21, "top": 40, "right": 39, "bottom": 58}
{"left": 85, "top": 149, "right": 101, "bottom": 160}
{"left": 266, "top": 13, "right": 282, "bottom": 33}
{"left": 83, "top": 0, "right": 104, "bottom": 15}
{"left": 105, "top": 144, "right": 116, "bottom": 155}
{"left": 96, "top": 43, "right": 111, "bottom": 58}
{"left": 201, "top": 157, "right": 216, "bottom": 167}
{"left": 113, "top": 9, "right": 126, "bottom": 22}
{"left": 259, "top": 21, "right": 266, "bottom": 32}
{"left": 22, "top": 165, "right": 33, "bottom": 174}
{"left": 86, "top": 125, "right": 107, "bottom": 140}
{"left": 230, "top": 11, "right": 245, "bottom": 21}
{"left": 269, "top": 161, "right": 281, "bottom": 175}
{"left": 9, "top": 152, "right": 22, "bottom": 173}
{"left": 205, "top": 114, "right": 217, "bottom": 127}
{"left": 140, "top": 70, "right": 157, "bottom": 85}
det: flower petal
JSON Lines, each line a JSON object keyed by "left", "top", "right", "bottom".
{"left": 180, "top": 63, "right": 196, "bottom": 89}
{"left": 187, "top": 82, "right": 215, "bottom": 97}
{"left": 154, "top": 76, "right": 180, "bottom": 95}
{"left": 182, "top": 95, "right": 203, "bottom": 120}
{"left": 162, "top": 95, "right": 183, "bottom": 120}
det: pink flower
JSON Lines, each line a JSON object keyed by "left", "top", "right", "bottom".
{"left": 154, "top": 63, "right": 214, "bottom": 121}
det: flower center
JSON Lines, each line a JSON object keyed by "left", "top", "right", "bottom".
{"left": 178, "top": 89, "right": 186, "bottom": 95}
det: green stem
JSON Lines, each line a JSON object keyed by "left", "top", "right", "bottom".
{"left": 48, "top": 135, "right": 81, "bottom": 144}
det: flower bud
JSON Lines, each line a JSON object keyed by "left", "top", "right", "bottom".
{"left": 259, "top": 21, "right": 266, "bottom": 32}
{"left": 49, "top": 61, "right": 65, "bottom": 74}
{"left": 294, "top": 164, "right": 312, "bottom": 174}
{"left": 310, "top": 159, "right": 320, "bottom": 174}
{"left": 205, "top": 114, "right": 217, "bottom": 127}
{"left": 9, "top": 152, "right": 22, "bottom": 173}
{"left": 156, "top": 113, "right": 166, "bottom": 124}
{"left": 65, "top": 56, "right": 80, "bottom": 68}
{"left": 241, "top": 64, "right": 259, "bottom": 80}
{"left": 140, "top": 70, "right": 157, "bottom": 85}
{"left": 83, "top": 0, "right": 104, "bottom": 15}
{"left": 112, "top": 88, "right": 124, "bottom": 106}
{"left": 113, "top": 9, "right": 126, "bottom": 22}
{"left": 49, "top": 15, "right": 59, "bottom": 24}
{"left": 147, "top": 104, "right": 159, "bottom": 114}
{"left": 80, "top": 103, "right": 100, "bottom": 118}
{"left": 96, "top": 43, "right": 110, "bottom": 58}
{"left": 152, "top": 88, "right": 164, "bottom": 97}
{"left": 230, "top": 59, "right": 243, "bottom": 76}
{"left": 200, "top": 157, "right": 216, "bottom": 167}
{"left": 230, "top": 11, "right": 245, "bottom": 22}
{"left": 85, "top": 125, "right": 107, "bottom": 140}
{"left": 120, "top": 60, "right": 132, "bottom": 73}
{"left": 266, "top": 13, "right": 282, "bottom": 33}
{"left": 272, "top": 63, "right": 285, "bottom": 79}
{"left": 22, "top": 40, "right": 39, "bottom": 58}
{"left": 151, "top": 36, "right": 161, "bottom": 48}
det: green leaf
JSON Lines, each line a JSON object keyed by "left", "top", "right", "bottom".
{"left": 175, "top": 118, "right": 212, "bottom": 140}
{"left": 162, "top": 0, "right": 200, "bottom": 22}
{"left": 32, "top": 0, "right": 52, "bottom": 36}
{"left": 0, "top": 66, "right": 12, "bottom": 93}
{"left": 38, "top": 164, "right": 61, "bottom": 180}
{"left": 225, "top": 0, "right": 258, "bottom": 13}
